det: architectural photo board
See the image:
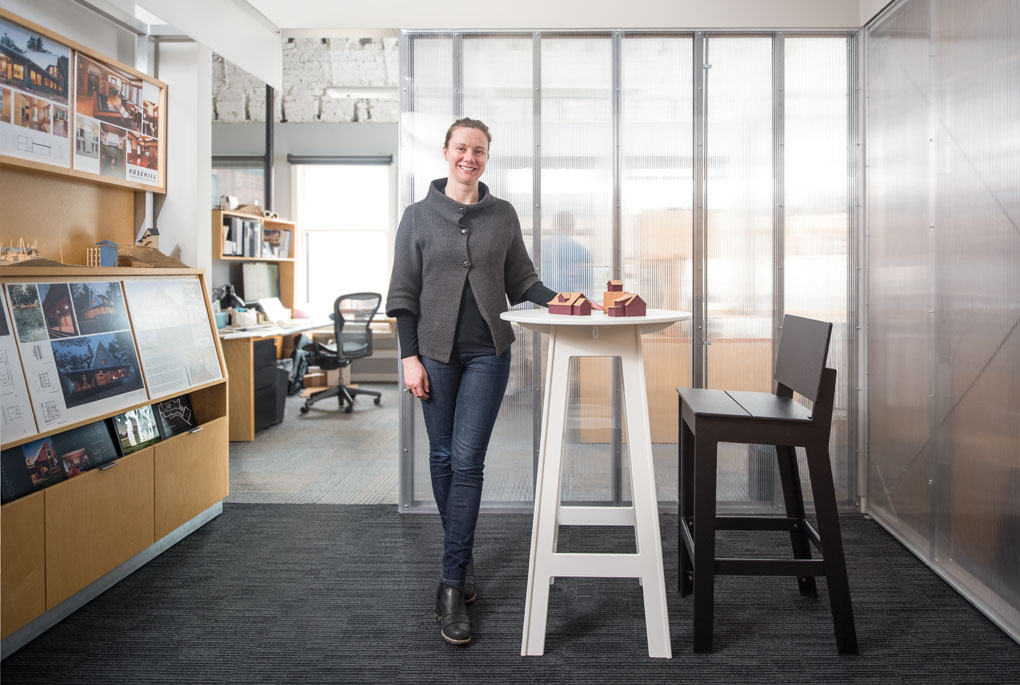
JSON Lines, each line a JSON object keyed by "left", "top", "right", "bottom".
{"left": 0, "top": 8, "right": 166, "bottom": 192}
{"left": 0, "top": 277, "right": 220, "bottom": 439}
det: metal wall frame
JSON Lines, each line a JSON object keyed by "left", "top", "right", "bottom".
{"left": 398, "top": 29, "right": 859, "bottom": 514}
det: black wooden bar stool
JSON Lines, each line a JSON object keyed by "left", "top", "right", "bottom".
{"left": 676, "top": 315, "right": 858, "bottom": 654}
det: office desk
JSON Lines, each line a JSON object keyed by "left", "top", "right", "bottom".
{"left": 218, "top": 319, "right": 332, "bottom": 441}
{"left": 502, "top": 308, "right": 689, "bottom": 658}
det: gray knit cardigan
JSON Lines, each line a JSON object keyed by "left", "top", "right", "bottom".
{"left": 385, "top": 179, "right": 540, "bottom": 363}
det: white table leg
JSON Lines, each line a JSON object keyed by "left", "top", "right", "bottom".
{"left": 522, "top": 329, "right": 569, "bottom": 656}
{"left": 620, "top": 329, "right": 672, "bottom": 658}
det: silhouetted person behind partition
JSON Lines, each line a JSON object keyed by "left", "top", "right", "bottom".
{"left": 541, "top": 210, "right": 592, "bottom": 294}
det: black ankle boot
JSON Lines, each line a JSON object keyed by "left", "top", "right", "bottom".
{"left": 435, "top": 584, "right": 471, "bottom": 645}
{"left": 464, "top": 560, "right": 476, "bottom": 604}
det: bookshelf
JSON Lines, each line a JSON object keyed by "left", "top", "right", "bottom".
{"left": 212, "top": 209, "right": 296, "bottom": 310}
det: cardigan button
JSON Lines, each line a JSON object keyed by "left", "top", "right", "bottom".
{"left": 457, "top": 207, "right": 466, "bottom": 214}
{"left": 461, "top": 228, "right": 469, "bottom": 235}
{"left": 462, "top": 260, "right": 472, "bottom": 269}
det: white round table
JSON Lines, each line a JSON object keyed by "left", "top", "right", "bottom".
{"left": 502, "top": 308, "right": 690, "bottom": 659}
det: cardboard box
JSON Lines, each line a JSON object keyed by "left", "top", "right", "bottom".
{"left": 324, "top": 366, "right": 350, "bottom": 387}
{"left": 303, "top": 372, "right": 326, "bottom": 388}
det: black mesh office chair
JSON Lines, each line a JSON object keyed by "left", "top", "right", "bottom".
{"left": 300, "top": 293, "right": 383, "bottom": 415}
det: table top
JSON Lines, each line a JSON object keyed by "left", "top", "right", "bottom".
{"left": 501, "top": 308, "right": 690, "bottom": 335}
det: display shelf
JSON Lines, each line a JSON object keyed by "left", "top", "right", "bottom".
{"left": 0, "top": 267, "right": 229, "bottom": 650}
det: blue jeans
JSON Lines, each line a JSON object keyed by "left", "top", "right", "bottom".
{"left": 420, "top": 351, "right": 511, "bottom": 587}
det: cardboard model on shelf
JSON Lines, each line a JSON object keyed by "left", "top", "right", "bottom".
{"left": 606, "top": 293, "right": 647, "bottom": 317}
{"left": 548, "top": 292, "right": 592, "bottom": 316}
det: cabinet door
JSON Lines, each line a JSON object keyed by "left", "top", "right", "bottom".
{"left": 45, "top": 449, "right": 156, "bottom": 609}
{"left": 154, "top": 416, "right": 228, "bottom": 539}
{"left": 1, "top": 491, "right": 46, "bottom": 638}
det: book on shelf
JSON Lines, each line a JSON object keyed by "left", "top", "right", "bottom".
{"left": 152, "top": 395, "right": 197, "bottom": 439}
{"left": 262, "top": 228, "right": 292, "bottom": 259}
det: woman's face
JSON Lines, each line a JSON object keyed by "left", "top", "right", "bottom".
{"left": 444, "top": 127, "right": 489, "bottom": 185}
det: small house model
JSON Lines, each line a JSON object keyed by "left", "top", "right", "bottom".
{"left": 603, "top": 279, "right": 629, "bottom": 310}
{"left": 95, "top": 240, "right": 118, "bottom": 267}
{"left": 606, "top": 293, "right": 647, "bottom": 317}
{"left": 548, "top": 292, "right": 592, "bottom": 316}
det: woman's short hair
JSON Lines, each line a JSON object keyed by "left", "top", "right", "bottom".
{"left": 444, "top": 118, "right": 491, "bottom": 148}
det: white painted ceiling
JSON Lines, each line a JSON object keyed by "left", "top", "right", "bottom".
{"left": 243, "top": 0, "right": 887, "bottom": 31}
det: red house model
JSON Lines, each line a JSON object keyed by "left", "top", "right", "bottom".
{"left": 603, "top": 279, "right": 627, "bottom": 310}
{"left": 607, "top": 293, "right": 647, "bottom": 317}
{"left": 548, "top": 292, "right": 592, "bottom": 316}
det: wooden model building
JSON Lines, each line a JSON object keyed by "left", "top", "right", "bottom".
{"left": 138, "top": 228, "right": 160, "bottom": 249}
{"left": 607, "top": 293, "right": 647, "bottom": 317}
{"left": 548, "top": 292, "right": 592, "bottom": 316}
{"left": 603, "top": 279, "right": 628, "bottom": 310}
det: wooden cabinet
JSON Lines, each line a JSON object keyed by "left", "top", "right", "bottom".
{"left": 1, "top": 492, "right": 45, "bottom": 639}
{"left": 44, "top": 449, "right": 155, "bottom": 609}
{"left": 155, "top": 416, "right": 228, "bottom": 538}
{"left": 0, "top": 267, "right": 229, "bottom": 645}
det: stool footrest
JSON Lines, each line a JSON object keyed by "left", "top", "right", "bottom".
{"left": 557, "top": 505, "right": 636, "bottom": 527}
{"left": 715, "top": 557, "right": 826, "bottom": 577}
{"left": 544, "top": 553, "right": 646, "bottom": 578}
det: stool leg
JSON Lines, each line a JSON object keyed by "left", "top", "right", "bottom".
{"left": 776, "top": 445, "right": 817, "bottom": 597}
{"left": 621, "top": 337, "right": 671, "bottom": 659}
{"left": 805, "top": 445, "right": 859, "bottom": 654}
{"left": 692, "top": 435, "right": 718, "bottom": 653}
{"left": 679, "top": 415, "right": 695, "bottom": 597}
{"left": 522, "top": 332, "right": 570, "bottom": 657}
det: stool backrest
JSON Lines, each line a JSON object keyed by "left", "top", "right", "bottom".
{"left": 774, "top": 314, "right": 832, "bottom": 403}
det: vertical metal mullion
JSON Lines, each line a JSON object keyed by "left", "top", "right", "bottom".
{"left": 397, "top": 31, "right": 415, "bottom": 513}
{"left": 848, "top": 33, "right": 862, "bottom": 510}
{"left": 857, "top": 29, "right": 870, "bottom": 513}
{"left": 453, "top": 33, "right": 463, "bottom": 117}
{"left": 693, "top": 34, "right": 707, "bottom": 388}
{"left": 773, "top": 34, "right": 785, "bottom": 372}
{"left": 924, "top": 3, "right": 939, "bottom": 560}
{"left": 611, "top": 31, "right": 624, "bottom": 505}
{"left": 532, "top": 32, "right": 543, "bottom": 489}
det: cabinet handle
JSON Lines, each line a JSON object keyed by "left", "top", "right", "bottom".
{"left": 99, "top": 461, "right": 119, "bottom": 471}
{"left": 189, "top": 426, "right": 204, "bottom": 434}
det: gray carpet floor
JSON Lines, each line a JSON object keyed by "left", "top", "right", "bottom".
{"left": 228, "top": 384, "right": 401, "bottom": 504}
{"left": 3, "top": 505, "right": 1017, "bottom": 683}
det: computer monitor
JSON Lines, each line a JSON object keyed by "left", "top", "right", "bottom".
{"left": 241, "top": 262, "right": 280, "bottom": 305}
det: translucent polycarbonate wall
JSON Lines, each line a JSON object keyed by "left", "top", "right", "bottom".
{"left": 867, "top": 0, "right": 1020, "bottom": 641}
{"left": 463, "top": 35, "right": 536, "bottom": 504}
{"left": 399, "top": 30, "right": 857, "bottom": 515}
{"left": 784, "top": 36, "right": 855, "bottom": 503}
{"left": 620, "top": 34, "right": 695, "bottom": 501}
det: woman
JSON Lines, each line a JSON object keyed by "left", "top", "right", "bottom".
{"left": 387, "top": 118, "right": 592, "bottom": 645}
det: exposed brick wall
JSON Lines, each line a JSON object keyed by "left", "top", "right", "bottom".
{"left": 212, "top": 36, "right": 399, "bottom": 124}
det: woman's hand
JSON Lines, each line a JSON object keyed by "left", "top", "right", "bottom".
{"left": 402, "top": 356, "right": 430, "bottom": 400}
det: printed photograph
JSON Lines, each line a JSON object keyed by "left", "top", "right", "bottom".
{"left": 53, "top": 419, "right": 118, "bottom": 474}
{"left": 13, "top": 91, "right": 51, "bottom": 133}
{"left": 153, "top": 395, "right": 196, "bottom": 439}
{"left": 126, "top": 130, "right": 157, "bottom": 170}
{"left": 69, "top": 281, "right": 129, "bottom": 335}
{"left": 186, "top": 348, "right": 221, "bottom": 386}
{"left": 0, "top": 17, "right": 70, "bottom": 105}
{"left": 18, "top": 436, "right": 66, "bottom": 490}
{"left": 111, "top": 404, "right": 160, "bottom": 456}
{"left": 52, "top": 104, "right": 67, "bottom": 137}
{"left": 0, "top": 293, "right": 9, "bottom": 337}
{"left": 50, "top": 331, "right": 144, "bottom": 409}
{"left": 38, "top": 282, "right": 78, "bottom": 338}
{"left": 99, "top": 122, "right": 125, "bottom": 179}
{"left": 1, "top": 445, "right": 34, "bottom": 503}
{"left": 75, "top": 115, "right": 99, "bottom": 158}
{"left": 0, "top": 86, "right": 10, "bottom": 124}
{"left": 6, "top": 283, "right": 48, "bottom": 342}
{"left": 141, "top": 80, "right": 159, "bottom": 138}
{"left": 75, "top": 53, "right": 143, "bottom": 134}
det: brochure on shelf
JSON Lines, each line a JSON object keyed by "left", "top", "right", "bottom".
{"left": 110, "top": 404, "right": 161, "bottom": 456}
{"left": 122, "top": 278, "right": 223, "bottom": 398}
{"left": 152, "top": 394, "right": 196, "bottom": 439}
{"left": 0, "top": 287, "right": 37, "bottom": 442}
{"left": 4, "top": 281, "right": 148, "bottom": 431}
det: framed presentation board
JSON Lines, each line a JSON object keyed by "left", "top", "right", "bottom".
{"left": 0, "top": 8, "right": 167, "bottom": 193}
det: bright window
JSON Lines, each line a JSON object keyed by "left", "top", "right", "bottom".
{"left": 293, "top": 163, "right": 394, "bottom": 314}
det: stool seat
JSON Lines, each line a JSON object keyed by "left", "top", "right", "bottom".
{"left": 677, "top": 315, "right": 858, "bottom": 654}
